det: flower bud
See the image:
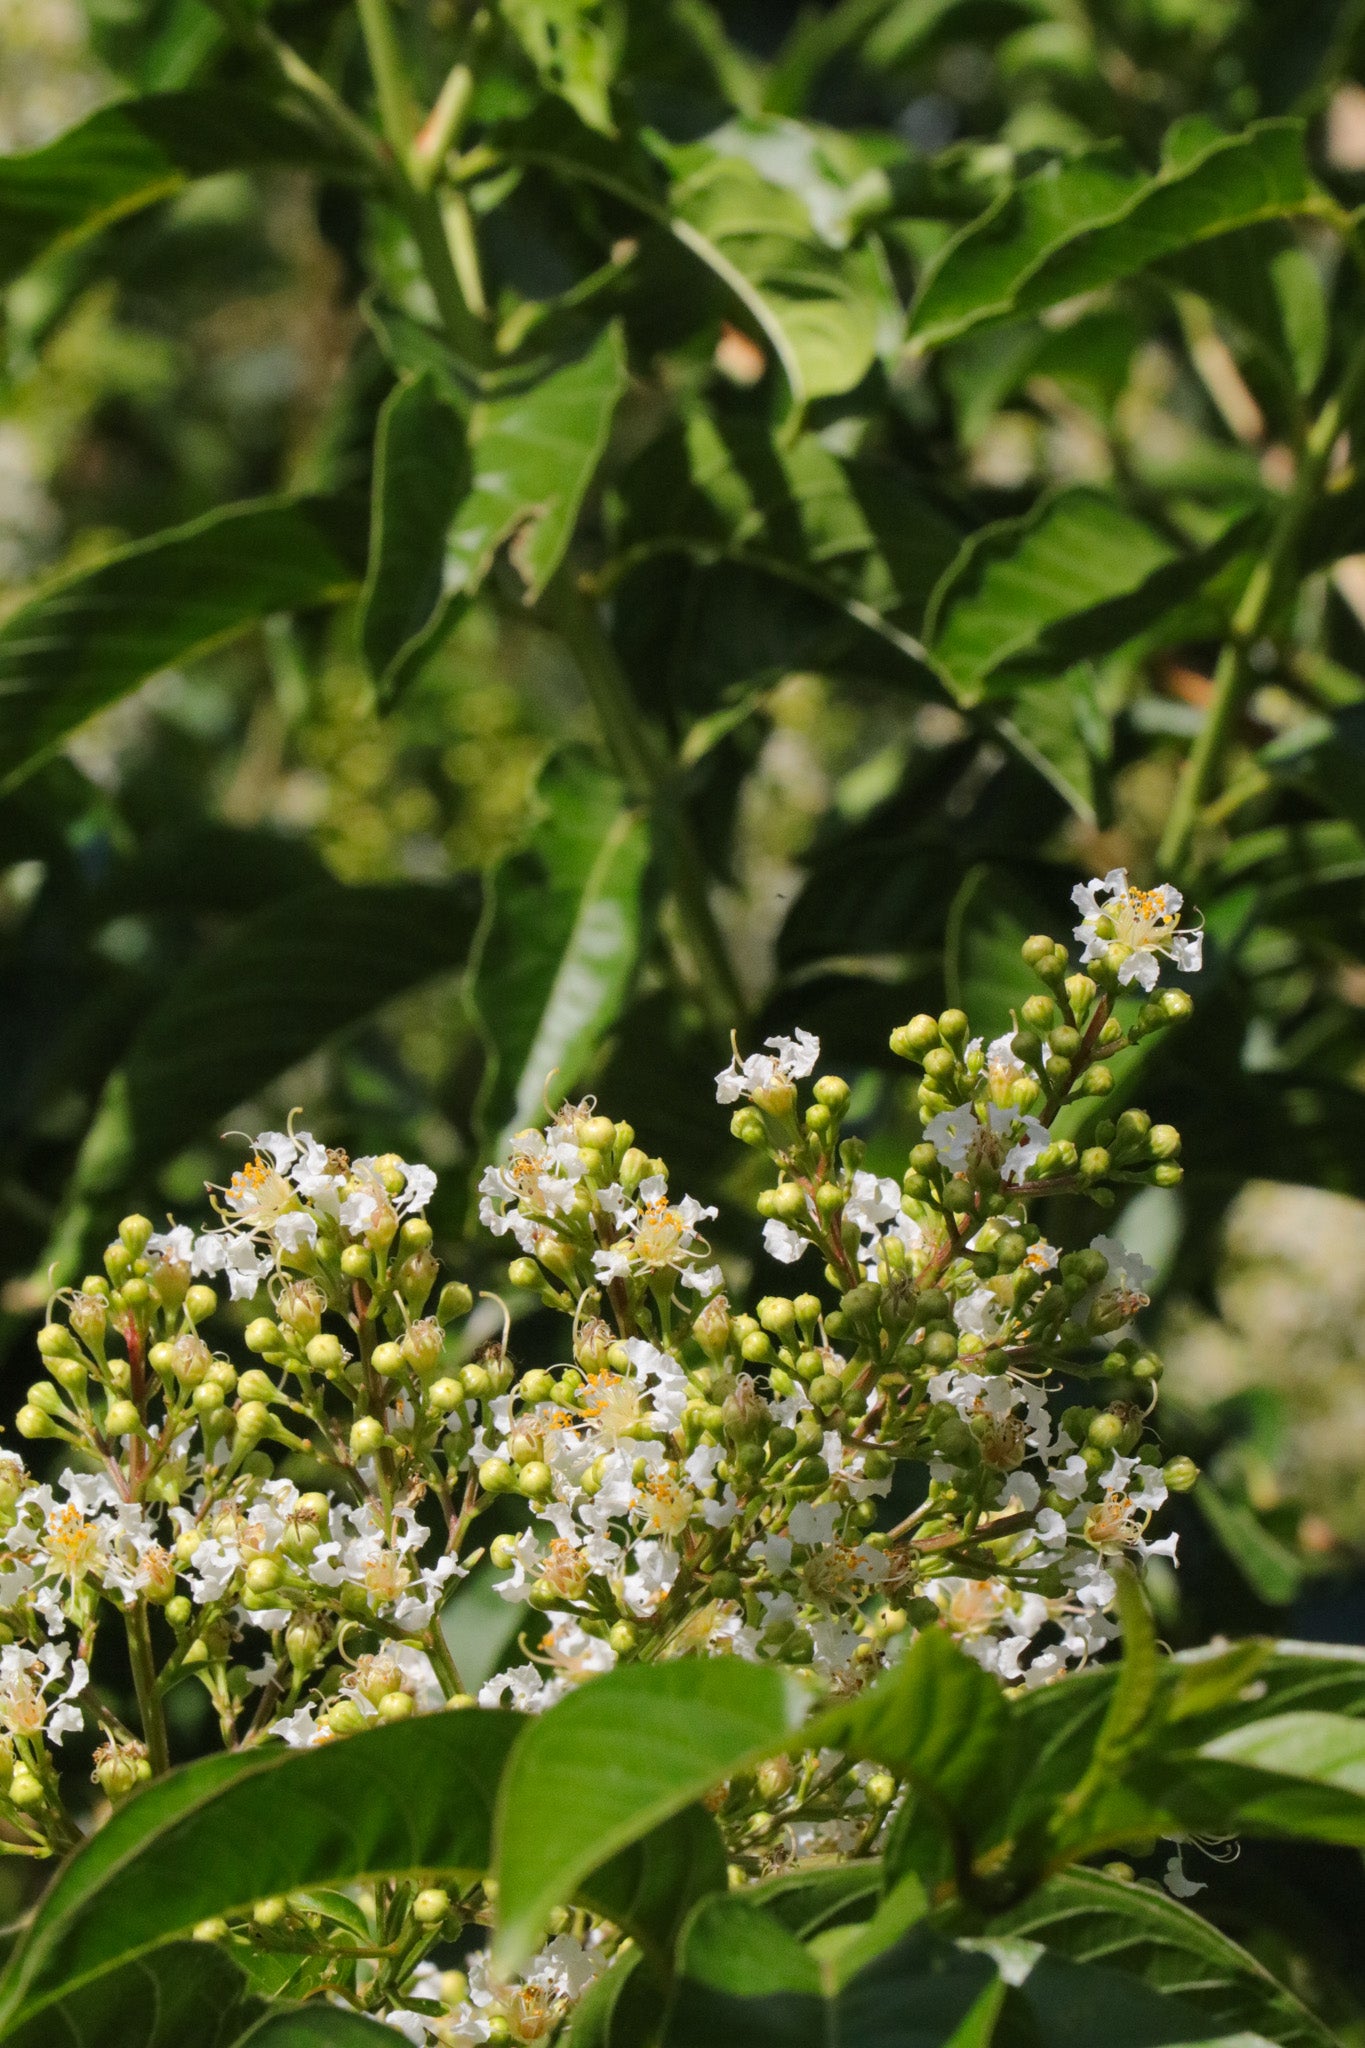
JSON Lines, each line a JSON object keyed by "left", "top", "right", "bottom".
{"left": 371, "top": 1341, "right": 405, "bottom": 1377}
{"left": 339, "top": 1246, "right": 370, "bottom": 1282}
{"left": 478, "top": 1457, "right": 514, "bottom": 1495}
{"left": 693, "top": 1294, "right": 732, "bottom": 1358}
{"left": 378, "top": 1690, "right": 415, "bottom": 1721}
{"left": 609, "top": 1621, "right": 637, "bottom": 1654}
{"left": 306, "top": 1334, "right": 347, "bottom": 1375}
{"left": 1148, "top": 1124, "right": 1181, "bottom": 1159}
{"left": 755, "top": 1755, "right": 795, "bottom": 1801}
{"left": 235, "top": 1401, "right": 270, "bottom": 1441}
{"left": 47, "top": 1354, "right": 87, "bottom": 1395}
{"left": 1, "top": 1761, "right": 42, "bottom": 1815}
{"left": 237, "top": 1369, "right": 276, "bottom": 1405}
{"left": 1163, "top": 1455, "right": 1199, "bottom": 1493}
{"left": 517, "top": 1461, "right": 553, "bottom": 1501}
{"left": 324, "top": 1700, "right": 369, "bottom": 1737}
{"left": 185, "top": 1284, "right": 218, "bottom": 1323}
{"left": 428, "top": 1376, "right": 464, "bottom": 1414}
{"left": 245, "top": 1318, "right": 281, "bottom": 1355}
{"left": 192, "top": 1918, "right": 230, "bottom": 1943}
{"left": 865, "top": 1769, "right": 897, "bottom": 1808}
{"left": 119, "top": 1215, "right": 154, "bottom": 1257}
{"left": 69, "top": 1293, "right": 109, "bottom": 1348}
{"left": 730, "top": 1108, "right": 766, "bottom": 1147}
{"left": 890, "top": 1014, "right": 940, "bottom": 1060}
{"left": 350, "top": 1416, "right": 386, "bottom": 1457}
{"left": 192, "top": 1382, "right": 225, "bottom": 1416}
{"left": 413, "top": 1887, "right": 450, "bottom": 1925}
{"left": 437, "top": 1281, "right": 474, "bottom": 1324}
{"left": 253, "top": 1896, "right": 288, "bottom": 1927}
{"left": 106, "top": 1398, "right": 141, "bottom": 1436}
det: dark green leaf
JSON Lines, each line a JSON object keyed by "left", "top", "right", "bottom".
{"left": 990, "top": 1868, "right": 1338, "bottom": 2048}
{"left": 1195, "top": 1482, "right": 1306, "bottom": 1606}
{"left": 925, "top": 491, "right": 1256, "bottom": 704}
{"left": 501, "top": 0, "right": 619, "bottom": 135}
{"left": 233, "top": 2011, "right": 401, "bottom": 2046}
{"left": 0, "top": 1940, "right": 261, "bottom": 2048}
{"left": 359, "top": 372, "right": 468, "bottom": 700}
{"left": 0, "top": 496, "right": 365, "bottom": 794}
{"left": 65, "top": 876, "right": 482, "bottom": 1198}
{"left": 473, "top": 750, "right": 651, "bottom": 1147}
{"left": 444, "top": 324, "right": 628, "bottom": 602}
{"left": 492, "top": 1659, "right": 805, "bottom": 1969}
{"left": 662, "top": 1895, "right": 1002, "bottom": 2048}
{"left": 910, "top": 121, "right": 1316, "bottom": 349}
{"left": 0, "top": 1715, "right": 522, "bottom": 2034}
{"left": 0, "top": 90, "right": 358, "bottom": 289}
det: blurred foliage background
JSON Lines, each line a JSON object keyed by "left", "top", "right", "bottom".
{"left": 7, "top": 0, "right": 1365, "bottom": 1801}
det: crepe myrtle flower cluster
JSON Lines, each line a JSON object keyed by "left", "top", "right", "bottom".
{"left": 3, "top": 876, "right": 1201, "bottom": 2038}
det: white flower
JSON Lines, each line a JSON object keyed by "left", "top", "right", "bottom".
{"left": 843, "top": 1172, "right": 900, "bottom": 1232}
{"left": 147, "top": 1224, "right": 195, "bottom": 1264}
{"left": 715, "top": 1029, "right": 820, "bottom": 1105}
{"left": 1072, "top": 868, "right": 1203, "bottom": 990}
{"left": 1002, "top": 1115, "right": 1049, "bottom": 1183}
{"left": 763, "top": 1218, "right": 809, "bottom": 1263}
{"left": 272, "top": 1211, "right": 318, "bottom": 1252}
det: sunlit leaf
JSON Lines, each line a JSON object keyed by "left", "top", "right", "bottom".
{"left": 473, "top": 749, "right": 652, "bottom": 1148}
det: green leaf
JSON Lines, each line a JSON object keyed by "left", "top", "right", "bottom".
{"left": 359, "top": 372, "right": 468, "bottom": 700}
{"left": 990, "top": 1869, "right": 1339, "bottom": 2048}
{"left": 0, "top": 90, "right": 357, "bottom": 289}
{"left": 65, "top": 876, "right": 482, "bottom": 1196}
{"left": 473, "top": 750, "right": 651, "bottom": 1147}
{"left": 0, "top": 1940, "right": 261, "bottom": 2048}
{"left": 501, "top": 0, "right": 621, "bottom": 135}
{"left": 661, "top": 1895, "right": 1003, "bottom": 2047}
{"left": 0, "top": 496, "right": 365, "bottom": 794}
{"left": 614, "top": 407, "right": 960, "bottom": 636}
{"left": 0, "top": 1715, "right": 522, "bottom": 2034}
{"left": 943, "top": 863, "right": 1050, "bottom": 1041}
{"left": 925, "top": 490, "right": 1254, "bottom": 704}
{"left": 910, "top": 120, "right": 1316, "bottom": 349}
{"left": 491, "top": 1659, "right": 805, "bottom": 1970}
{"left": 444, "top": 324, "right": 628, "bottom": 603}
{"left": 985, "top": 1945, "right": 1265, "bottom": 2048}
{"left": 233, "top": 2012, "right": 401, "bottom": 2046}
{"left": 663, "top": 144, "right": 898, "bottom": 404}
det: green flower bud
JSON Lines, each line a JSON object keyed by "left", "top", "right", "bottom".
{"left": 47, "top": 1354, "right": 87, "bottom": 1394}
{"left": 437, "top": 1281, "right": 474, "bottom": 1324}
{"left": 236, "top": 1369, "right": 276, "bottom": 1405}
{"left": 371, "top": 1341, "right": 405, "bottom": 1377}
{"left": 339, "top": 1246, "right": 370, "bottom": 1282}
{"left": 1159, "top": 988, "right": 1194, "bottom": 1022}
{"left": 350, "top": 1416, "right": 386, "bottom": 1458}
{"left": 517, "top": 1460, "right": 553, "bottom": 1501}
{"left": 813, "top": 1074, "right": 850, "bottom": 1113}
{"left": 324, "top": 1699, "right": 369, "bottom": 1737}
{"left": 428, "top": 1376, "right": 464, "bottom": 1414}
{"left": 106, "top": 1398, "right": 141, "bottom": 1436}
{"left": 305, "top": 1334, "right": 346, "bottom": 1375}
{"left": 244, "top": 1318, "right": 280, "bottom": 1355}
{"left": 609, "top": 1621, "right": 637, "bottom": 1654}
{"left": 1152, "top": 1163, "right": 1183, "bottom": 1187}
{"left": 1087, "top": 1412, "right": 1125, "bottom": 1451}
{"left": 378, "top": 1690, "right": 415, "bottom": 1721}
{"left": 865, "top": 1769, "right": 897, "bottom": 1808}
{"left": 507, "top": 1258, "right": 542, "bottom": 1292}
{"left": 923, "top": 1046, "right": 957, "bottom": 1083}
{"left": 1020, "top": 994, "right": 1056, "bottom": 1030}
{"left": 252, "top": 1896, "right": 288, "bottom": 1927}
{"left": 478, "top": 1457, "right": 514, "bottom": 1495}
{"left": 890, "top": 1014, "right": 940, "bottom": 1060}
{"left": 15, "top": 1405, "right": 54, "bottom": 1440}
{"left": 36, "top": 1323, "right": 79, "bottom": 1361}
{"left": 730, "top": 1108, "right": 767, "bottom": 1147}
{"left": 1163, "top": 1455, "right": 1199, "bottom": 1493}
{"left": 192, "top": 1917, "right": 230, "bottom": 1943}
{"left": 119, "top": 1214, "right": 154, "bottom": 1256}
{"left": 193, "top": 1381, "right": 226, "bottom": 1416}
{"left": 413, "top": 1887, "right": 450, "bottom": 1925}
{"left": 1148, "top": 1124, "right": 1181, "bottom": 1159}
{"left": 1079, "top": 1147, "right": 1111, "bottom": 1179}
{"left": 185, "top": 1284, "right": 218, "bottom": 1323}
{"left": 519, "top": 1368, "right": 555, "bottom": 1405}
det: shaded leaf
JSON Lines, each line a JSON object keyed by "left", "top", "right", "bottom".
{"left": 0, "top": 1940, "right": 261, "bottom": 2048}
{"left": 234, "top": 2011, "right": 401, "bottom": 2046}
{"left": 359, "top": 372, "right": 468, "bottom": 700}
{"left": 911, "top": 121, "right": 1315, "bottom": 349}
{"left": 492, "top": 1659, "right": 805, "bottom": 1969}
{"left": 0, "top": 1715, "right": 521, "bottom": 2032}
{"left": 0, "top": 90, "right": 356, "bottom": 289}
{"left": 67, "top": 877, "right": 482, "bottom": 1197}
{"left": 661, "top": 1894, "right": 1002, "bottom": 2048}
{"left": 502, "top": 0, "right": 620, "bottom": 135}
{"left": 474, "top": 750, "right": 651, "bottom": 1148}
{"left": 0, "top": 497, "right": 365, "bottom": 794}
{"left": 991, "top": 1868, "right": 1338, "bottom": 2048}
